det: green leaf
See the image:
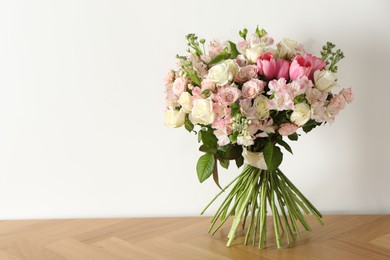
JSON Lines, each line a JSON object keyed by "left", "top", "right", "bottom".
{"left": 263, "top": 142, "right": 283, "bottom": 171}
{"left": 288, "top": 132, "right": 298, "bottom": 141}
{"left": 219, "top": 159, "right": 230, "bottom": 169}
{"left": 217, "top": 144, "right": 243, "bottom": 160}
{"left": 197, "top": 153, "right": 215, "bottom": 183}
{"left": 235, "top": 155, "right": 244, "bottom": 168}
{"left": 230, "top": 103, "right": 240, "bottom": 117}
{"left": 228, "top": 41, "right": 239, "bottom": 58}
{"left": 184, "top": 117, "right": 194, "bottom": 132}
{"left": 199, "top": 144, "right": 215, "bottom": 153}
{"left": 200, "top": 127, "right": 218, "bottom": 149}
{"left": 275, "top": 138, "right": 293, "bottom": 154}
{"left": 197, "top": 131, "right": 202, "bottom": 143}
{"left": 302, "top": 120, "right": 320, "bottom": 133}
{"left": 208, "top": 49, "right": 231, "bottom": 65}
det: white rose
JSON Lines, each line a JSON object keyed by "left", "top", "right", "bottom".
{"left": 245, "top": 43, "right": 265, "bottom": 63}
{"left": 277, "top": 38, "right": 299, "bottom": 59}
{"left": 207, "top": 60, "right": 239, "bottom": 86}
{"left": 242, "top": 148, "right": 267, "bottom": 170}
{"left": 189, "top": 98, "right": 214, "bottom": 125}
{"left": 290, "top": 103, "right": 311, "bottom": 126}
{"left": 314, "top": 70, "right": 337, "bottom": 92}
{"left": 165, "top": 109, "right": 185, "bottom": 128}
{"left": 178, "top": 92, "right": 192, "bottom": 113}
{"left": 253, "top": 95, "right": 270, "bottom": 120}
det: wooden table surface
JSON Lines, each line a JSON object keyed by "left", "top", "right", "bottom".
{"left": 0, "top": 215, "right": 388, "bottom": 259}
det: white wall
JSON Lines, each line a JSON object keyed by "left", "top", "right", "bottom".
{"left": 0, "top": 0, "right": 389, "bottom": 219}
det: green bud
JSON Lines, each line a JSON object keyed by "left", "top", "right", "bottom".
{"left": 200, "top": 39, "right": 205, "bottom": 44}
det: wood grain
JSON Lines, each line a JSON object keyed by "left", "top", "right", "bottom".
{"left": 0, "top": 215, "right": 388, "bottom": 259}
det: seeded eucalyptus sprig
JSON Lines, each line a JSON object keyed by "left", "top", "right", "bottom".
{"left": 175, "top": 54, "right": 202, "bottom": 87}
{"left": 185, "top": 33, "right": 204, "bottom": 57}
{"left": 321, "top": 42, "right": 345, "bottom": 73}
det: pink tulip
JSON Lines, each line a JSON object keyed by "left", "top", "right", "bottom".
{"left": 289, "top": 56, "right": 312, "bottom": 80}
{"left": 275, "top": 59, "right": 290, "bottom": 80}
{"left": 304, "top": 54, "right": 326, "bottom": 80}
{"left": 257, "top": 52, "right": 276, "bottom": 80}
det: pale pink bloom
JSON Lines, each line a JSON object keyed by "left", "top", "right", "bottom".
{"left": 239, "top": 99, "right": 258, "bottom": 120}
{"left": 217, "top": 86, "right": 241, "bottom": 105}
{"left": 247, "top": 120, "right": 262, "bottom": 136}
{"left": 258, "top": 118, "right": 276, "bottom": 134}
{"left": 164, "top": 70, "right": 175, "bottom": 86}
{"left": 339, "top": 88, "right": 353, "bottom": 103}
{"left": 249, "top": 34, "right": 260, "bottom": 45}
{"left": 257, "top": 52, "right": 276, "bottom": 80}
{"left": 188, "top": 54, "right": 208, "bottom": 77}
{"left": 191, "top": 87, "right": 202, "bottom": 97}
{"left": 311, "top": 102, "right": 327, "bottom": 123}
{"left": 327, "top": 94, "right": 346, "bottom": 116}
{"left": 214, "top": 128, "right": 230, "bottom": 146}
{"left": 237, "top": 41, "right": 249, "bottom": 54}
{"left": 208, "top": 39, "right": 225, "bottom": 59}
{"left": 289, "top": 56, "right": 312, "bottom": 80}
{"left": 275, "top": 59, "right": 290, "bottom": 80}
{"left": 165, "top": 85, "right": 179, "bottom": 108}
{"left": 200, "top": 55, "right": 211, "bottom": 64}
{"left": 260, "top": 34, "right": 274, "bottom": 46}
{"left": 201, "top": 79, "right": 216, "bottom": 92}
{"left": 278, "top": 123, "right": 298, "bottom": 136}
{"left": 303, "top": 54, "right": 326, "bottom": 79}
{"left": 268, "top": 92, "right": 295, "bottom": 111}
{"left": 267, "top": 78, "right": 288, "bottom": 95}
{"left": 288, "top": 76, "right": 313, "bottom": 97}
{"left": 234, "top": 65, "right": 258, "bottom": 83}
{"left": 236, "top": 55, "right": 248, "bottom": 67}
{"left": 305, "top": 87, "right": 328, "bottom": 105}
{"left": 172, "top": 77, "right": 188, "bottom": 97}
{"left": 242, "top": 79, "right": 265, "bottom": 99}
{"left": 212, "top": 102, "right": 231, "bottom": 120}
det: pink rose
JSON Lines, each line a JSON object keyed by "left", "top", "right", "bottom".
{"left": 242, "top": 79, "right": 265, "bottom": 99}
{"left": 172, "top": 77, "right": 188, "bottom": 97}
{"left": 278, "top": 123, "right": 298, "bottom": 136}
{"left": 234, "top": 65, "right": 258, "bottom": 83}
{"left": 218, "top": 86, "right": 241, "bottom": 105}
{"left": 339, "top": 88, "right": 353, "bottom": 103}
{"left": 257, "top": 52, "right": 276, "bottom": 80}
{"left": 289, "top": 56, "right": 312, "bottom": 80}
{"left": 239, "top": 98, "right": 257, "bottom": 120}
{"left": 275, "top": 59, "right": 290, "bottom": 80}
{"left": 304, "top": 54, "right": 326, "bottom": 80}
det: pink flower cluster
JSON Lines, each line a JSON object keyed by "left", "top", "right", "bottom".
{"left": 165, "top": 30, "right": 353, "bottom": 149}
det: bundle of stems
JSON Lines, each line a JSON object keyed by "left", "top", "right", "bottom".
{"left": 201, "top": 164, "right": 323, "bottom": 249}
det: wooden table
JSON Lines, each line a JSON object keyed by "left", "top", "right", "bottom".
{"left": 0, "top": 215, "right": 388, "bottom": 259}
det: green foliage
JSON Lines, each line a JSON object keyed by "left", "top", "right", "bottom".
{"left": 263, "top": 142, "right": 283, "bottom": 171}
{"left": 197, "top": 153, "right": 215, "bottom": 183}
{"left": 200, "top": 127, "right": 218, "bottom": 149}
{"left": 235, "top": 155, "right": 244, "bottom": 168}
{"left": 208, "top": 48, "right": 231, "bottom": 65}
{"left": 321, "top": 42, "right": 345, "bottom": 73}
{"left": 217, "top": 144, "right": 243, "bottom": 160}
{"left": 255, "top": 26, "right": 267, "bottom": 38}
{"left": 239, "top": 28, "right": 248, "bottom": 40}
{"left": 228, "top": 41, "right": 239, "bottom": 59}
{"left": 219, "top": 159, "right": 230, "bottom": 169}
{"left": 184, "top": 116, "right": 194, "bottom": 132}
{"left": 275, "top": 138, "right": 293, "bottom": 154}
{"left": 288, "top": 132, "right": 298, "bottom": 141}
{"left": 302, "top": 120, "right": 320, "bottom": 133}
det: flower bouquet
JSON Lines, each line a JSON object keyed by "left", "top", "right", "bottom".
{"left": 164, "top": 27, "right": 353, "bottom": 249}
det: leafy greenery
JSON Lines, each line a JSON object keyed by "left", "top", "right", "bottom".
{"left": 288, "top": 132, "right": 298, "bottom": 141}
{"left": 321, "top": 42, "right": 345, "bottom": 73}
{"left": 184, "top": 116, "right": 194, "bottom": 132}
{"left": 197, "top": 153, "right": 215, "bottom": 183}
{"left": 263, "top": 142, "right": 283, "bottom": 171}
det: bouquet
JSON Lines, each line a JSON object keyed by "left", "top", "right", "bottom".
{"left": 164, "top": 27, "right": 353, "bottom": 249}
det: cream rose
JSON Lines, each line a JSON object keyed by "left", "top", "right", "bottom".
{"left": 277, "top": 38, "right": 299, "bottom": 59}
{"left": 245, "top": 44, "right": 265, "bottom": 64}
{"left": 253, "top": 95, "right": 270, "bottom": 120}
{"left": 165, "top": 109, "right": 185, "bottom": 128}
{"left": 314, "top": 70, "right": 337, "bottom": 92}
{"left": 206, "top": 60, "right": 239, "bottom": 86}
{"left": 178, "top": 92, "right": 192, "bottom": 113}
{"left": 290, "top": 103, "right": 311, "bottom": 126}
{"left": 189, "top": 98, "right": 214, "bottom": 125}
